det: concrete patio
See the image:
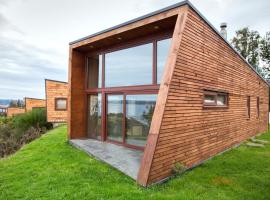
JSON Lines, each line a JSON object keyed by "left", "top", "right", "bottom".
{"left": 69, "top": 139, "right": 143, "bottom": 180}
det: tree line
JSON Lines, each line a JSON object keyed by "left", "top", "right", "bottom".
{"left": 231, "top": 28, "right": 270, "bottom": 82}
{"left": 9, "top": 99, "right": 24, "bottom": 108}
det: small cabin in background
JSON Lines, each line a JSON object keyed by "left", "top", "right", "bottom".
{"left": 24, "top": 97, "right": 46, "bottom": 112}
{"left": 45, "top": 79, "right": 68, "bottom": 125}
{"left": 7, "top": 107, "right": 25, "bottom": 117}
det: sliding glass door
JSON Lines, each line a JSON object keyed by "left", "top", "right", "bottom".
{"left": 125, "top": 94, "right": 157, "bottom": 147}
{"left": 105, "top": 93, "right": 157, "bottom": 148}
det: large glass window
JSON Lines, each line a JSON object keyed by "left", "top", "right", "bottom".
{"left": 107, "top": 95, "right": 124, "bottom": 142}
{"left": 87, "top": 94, "right": 102, "bottom": 140}
{"left": 105, "top": 43, "right": 152, "bottom": 87}
{"left": 126, "top": 94, "right": 157, "bottom": 147}
{"left": 85, "top": 36, "right": 171, "bottom": 149}
{"left": 88, "top": 55, "right": 102, "bottom": 88}
{"left": 157, "top": 38, "right": 171, "bottom": 83}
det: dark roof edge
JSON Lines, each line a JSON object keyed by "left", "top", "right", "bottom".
{"left": 24, "top": 97, "right": 45, "bottom": 101}
{"left": 45, "top": 79, "right": 68, "bottom": 84}
{"left": 186, "top": 1, "right": 270, "bottom": 86}
{"left": 69, "top": 0, "right": 188, "bottom": 45}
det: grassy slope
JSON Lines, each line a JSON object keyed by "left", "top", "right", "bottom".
{"left": 0, "top": 126, "right": 270, "bottom": 200}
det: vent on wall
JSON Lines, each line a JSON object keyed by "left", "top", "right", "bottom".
{"left": 220, "top": 22, "right": 227, "bottom": 39}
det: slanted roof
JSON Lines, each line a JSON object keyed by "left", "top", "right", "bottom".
{"left": 69, "top": 0, "right": 188, "bottom": 45}
{"left": 69, "top": 0, "right": 269, "bottom": 86}
{"left": 24, "top": 97, "right": 45, "bottom": 101}
{"left": 45, "top": 79, "right": 68, "bottom": 84}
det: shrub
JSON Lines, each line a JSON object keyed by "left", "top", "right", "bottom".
{"left": 0, "top": 109, "right": 52, "bottom": 157}
{"left": 0, "top": 124, "right": 17, "bottom": 157}
{"left": 13, "top": 108, "right": 52, "bottom": 134}
{"left": 0, "top": 116, "right": 8, "bottom": 125}
{"left": 172, "top": 162, "right": 187, "bottom": 175}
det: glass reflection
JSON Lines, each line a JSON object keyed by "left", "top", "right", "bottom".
{"left": 157, "top": 38, "right": 172, "bottom": 83}
{"left": 126, "top": 94, "right": 157, "bottom": 147}
{"left": 107, "top": 95, "right": 123, "bottom": 142}
{"left": 87, "top": 94, "right": 102, "bottom": 140}
{"left": 105, "top": 43, "right": 152, "bottom": 87}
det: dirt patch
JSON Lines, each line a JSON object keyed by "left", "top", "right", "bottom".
{"left": 212, "top": 176, "right": 232, "bottom": 186}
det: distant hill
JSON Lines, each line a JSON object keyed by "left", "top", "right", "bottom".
{"left": 0, "top": 99, "right": 11, "bottom": 106}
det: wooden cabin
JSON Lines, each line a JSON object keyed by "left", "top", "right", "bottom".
{"left": 68, "top": 0, "right": 269, "bottom": 186}
{"left": 24, "top": 97, "right": 46, "bottom": 112}
{"left": 45, "top": 79, "right": 68, "bottom": 124}
{"left": 7, "top": 107, "right": 25, "bottom": 117}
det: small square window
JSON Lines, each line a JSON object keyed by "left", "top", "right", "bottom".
{"left": 55, "top": 98, "right": 67, "bottom": 111}
{"left": 203, "top": 90, "right": 228, "bottom": 108}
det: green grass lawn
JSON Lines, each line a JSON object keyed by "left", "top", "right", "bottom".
{"left": 0, "top": 126, "right": 270, "bottom": 200}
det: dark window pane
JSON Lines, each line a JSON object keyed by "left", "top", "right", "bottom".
{"left": 217, "top": 94, "right": 226, "bottom": 106}
{"left": 88, "top": 55, "right": 102, "bottom": 88}
{"left": 204, "top": 95, "right": 215, "bottom": 104}
{"left": 247, "top": 96, "right": 251, "bottom": 118}
{"left": 126, "top": 94, "right": 157, "bottom": 147}
{"left": 107, "top": 95, "right": 123, "bottom": 142}
{"left": 87, "top": 94, "right": 102, "bottom": 140}
{"left": 157, "top": 38, "right": 171, "bottom": 83}
{"left": 105, "top": 43, "right": 152, "bottom": 87}
{"left": 257, "top": 97, "right": 260, "bottom": 118}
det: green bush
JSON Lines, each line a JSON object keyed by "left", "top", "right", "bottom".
{"left": 0, "top": 124, "right": 16, "bottom": 157}
{"left": 13, "top": 108, "right": 52, "bottom": 133}
{"left": 0, "top": 116, "right": 8, "bottom": 125}
{"left": 0, "top": 109, "right": 52, "bottom": 157}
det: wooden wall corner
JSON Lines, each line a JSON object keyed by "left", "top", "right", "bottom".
{"left": 136, "top": 5, "right": 189, "bottom": 186}
{"left": 68, "top": 48, "right": 86, "bottom": 139}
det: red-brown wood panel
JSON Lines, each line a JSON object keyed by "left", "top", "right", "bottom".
{"left": 68, "top": 49, "right": 86, "bottom": 139}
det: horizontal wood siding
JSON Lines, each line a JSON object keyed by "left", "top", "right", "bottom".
{"left": 25, "top": 98, "right": 46, "bottom": 112}
{"left": 46, "top": 80, "right": 68, "bottom": 123}
{"left": 7, "top": 108, "right": 25, "bottom": 117}
{"left": 147, "top": 8, "right": 269, "bottom": 184}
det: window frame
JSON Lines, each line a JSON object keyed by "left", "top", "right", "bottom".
{"left": 55, "top": 98, "right": 67, "bottom": 111}
{"left": 84, "top": 31, "right": 172, "bottom": 150}
{"left": 257, "top": 96, "right": 260, "bottom": 118}
{"left": 203, "top": 90, "right": 228, "bottom": 108}
{"left": 85, "top": 32, "right": 172, "bottom": 90}
{"left": 247, "top": 96, "right": 251, "bottom": 119}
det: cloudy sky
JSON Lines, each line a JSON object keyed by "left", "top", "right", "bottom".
{"left": 0, "top": 0, "right": 269, "bottom": 99}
